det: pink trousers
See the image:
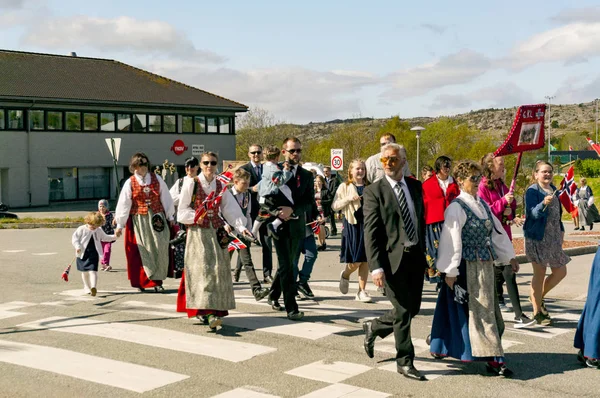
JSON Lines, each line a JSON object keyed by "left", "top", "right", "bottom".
{"left": 101, "top": 242, "right": 112, "bottom": 265}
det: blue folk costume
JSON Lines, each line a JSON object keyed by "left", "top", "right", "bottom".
{"left": 574, "top": 246, "right": 600, "bottom": 361}
{"left": 430, "top": 191, "right": 516, "bottom": 362}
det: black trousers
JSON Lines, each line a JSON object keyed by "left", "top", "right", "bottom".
{"left": 231, "top": 244, "right": 261, "bottom": 292}
{"left": 370, "top": 247, "right": 425, "bottom": 366}
{"left": 324, "top": 206, "right": 337, "bottom": 234}
{"left": 259, "top": 223, "right": 273, "bottom": 278}
{"left": 494, "top": 264, "right": 523, "bottom": 318}
{"left": 269, "top": 223, "right": 301, "bottom": 314}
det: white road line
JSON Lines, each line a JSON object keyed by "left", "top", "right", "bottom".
{"left": 379, "top": 357, "right": 456, "bottom": 380}
{"left": 58, "top": 289, "right": 139, "bottom": 297}
{"left": 285, "top": 360, "right": 372, "bottom": 383}
{"left": 0, "top": 310, "right": 27, "bottom": 320}
{"left": 31, "top": 252, "right": 57, "bottom": 256}
{"left": 377, "top": 337, "right": 430, "bottom": 355}
{"left": 298, "top": 383, "right": 390, "bottom": 398}
{"left": 211, "top": 388, "right": 280, "bottom": 398}
{"left": 0, "top": 301, "right": 37, "bottom": 311}
{"left": 2, "top": 250, "right": 25, "bottom": 253}
{"left": 225, "top": 312, "right": 346, "bottom": 340}
{"left": 0, "top": 339, "right": 188, "bottom": 393}
{"left": 18, "top": 316, "right": 276, "bottom": 363}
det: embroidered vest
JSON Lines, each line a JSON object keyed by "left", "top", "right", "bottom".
{"left": 454, "top": 198, "right": 498, "bottom": 262}
{"left": 194, "top": 178, "right": 225, "bottom": 229}
{"left": 130, "top": 173, "right": 164, "bottom": 215}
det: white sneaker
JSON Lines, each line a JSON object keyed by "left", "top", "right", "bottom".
{"left": 339, "top": 271, "right": 349, "bottom": 294}
{"left": 513, "top": 314, "right": 536, "bottom": 329}
{"left": 356, "top": 290, "right": 373, "bottom": 303}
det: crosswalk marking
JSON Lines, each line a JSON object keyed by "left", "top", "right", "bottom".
{"left": 17, "top": 316, "right": 276, "bottom": 363}
{"left": 285, "top": 360, "right": 372, "bottom": 383}
{"left": 31, "top": 252, "right": 57, "bottom": 256}
{"left": 2, "top": 249, "right": 25, "bottom": 253}
{"left": 0, "top": 301, "right": 37, "bottom": 311}
{"left": 0, "top": 339, "right": 188, "bottom": 393}
{"left": 298, "top": 383, "right": 391, "bottom": 398}
{"left": 379, "top": 357, "right": 456, "bottom": 380}
{"left": 211, "top": 388, "right": 280, "bottom": 398}
{"left": 0, "top": 311, "right": 27, "bottom": 320}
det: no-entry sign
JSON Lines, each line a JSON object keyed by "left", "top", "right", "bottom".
{"left": 330, "top": 149, "right": 343, "bottom": 171}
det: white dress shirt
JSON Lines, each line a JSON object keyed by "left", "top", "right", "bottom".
{"left": 169, "top": 175, "right": 194, "bottom": 208}
{"left": 115, "top": 173, "right": 175, "bottom": 228}
{"left": 437, "top": 175, "right": 454, "bottom": 196}
{"left": 436, "top": 191, "right": 516, "bottom": 277}
{"left": 230, "top": 186, "right": 253, "bottom": 230}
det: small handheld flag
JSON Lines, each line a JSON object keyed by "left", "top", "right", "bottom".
{"left": 62, "top": 257, "right": 76, "bottom": 282}
{"left": 228, "top": 237, "right": 248, "bottom": 252}
{"left": 307, "top": 220, "right": 321, "bottom": 235}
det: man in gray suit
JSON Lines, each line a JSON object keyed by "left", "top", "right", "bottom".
{"left": 362, "top": 143, "right": 427, "bottom": 381}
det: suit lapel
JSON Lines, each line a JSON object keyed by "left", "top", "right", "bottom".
{"left": 381, "top": 180, "right": 403, "bottom": 218}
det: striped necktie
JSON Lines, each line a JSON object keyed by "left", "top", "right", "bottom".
{"left": 394, "top": 182, "right": 417, "bottom": 243}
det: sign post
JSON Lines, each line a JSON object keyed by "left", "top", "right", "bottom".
{"left": 330, "top": 148, "right": 344, "bottom": 171}
{"left": 105, "top": 138, "right": 122, "bottom": 198}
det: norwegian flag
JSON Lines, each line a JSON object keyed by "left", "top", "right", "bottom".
{"left": 216, "top": 165, "right": 234, "bottom": 185}
{"left": 569, "top": 145, "right": 574, "bottom": 151}
{"left": 586, "top": 137, "right": 600, "bottom": 157}
{"left": 307, "top": 220, "right": 321, "bottom": 235}
{"left": 227, "top": 237, "right": 247, "bottom": 252}
{"left": 194, "top": 191, "right": 215, "bottom": 223}
{"left": 558, "top": 166, "right": 577, "bottom": 213}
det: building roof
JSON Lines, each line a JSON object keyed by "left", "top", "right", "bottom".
{"left": 0, "top": 50, "right": 247, "bottom": 111}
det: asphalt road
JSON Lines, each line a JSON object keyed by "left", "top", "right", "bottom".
{"left": 0, "top": 226, "right": 599, "bottom": 398}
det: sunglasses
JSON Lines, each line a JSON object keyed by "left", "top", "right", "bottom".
{"left": 287, "top": 149, "right": 302, "bottom": 154}
{"left": 139, "top": 162, "right": 149, "bottom": 167}
{"left": 380, "top": 156, "right": 400, "bottom": 164}
{"left": 380, "top": 142, "right": 391, "bottom": 147}
{"left": 202, "top": 161, "right": 218, "bottom": 166}
{"left": 250, "top": 151, "right": 262, "bottom": 155}
{"left": 468, "top": 175, "right": 483, "bottom": 183}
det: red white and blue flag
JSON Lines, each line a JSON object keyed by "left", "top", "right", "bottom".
{"left": 228, "top": 237, "right": 248, "bottom": 252}
{"left": 586, "top": 138, "right": 600, "bottom": 157}
{"left": 307, "top": 220, "right": 321, "bottom": 235}
{"left": 558, "top": 166, "right": 577, "bottom": 213}
{"left": 216, "top": 164, "right": 234, "bottom": 185}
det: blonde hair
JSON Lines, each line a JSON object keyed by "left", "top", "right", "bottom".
{"left": 233, "top": 168, "right": 250, "bottom": 181}
{"left": 264, "top": 145, "right": 281, "bottom": 162}
{"left": 529, "top": 160, "right": 553, "bottom": 184}
{"left": 346, "top": 159, "right": 369, "bottom": 186}
{"left": 85, "top": 212, "right": 104, "bottom": 227}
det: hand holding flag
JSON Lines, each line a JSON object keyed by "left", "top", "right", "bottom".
{"left": 62, "top": 257, "right": 76, "bottom": 282}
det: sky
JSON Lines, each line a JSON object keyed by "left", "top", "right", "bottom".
{"left": 2, "top": 0, "right": 600, "bottom": 124}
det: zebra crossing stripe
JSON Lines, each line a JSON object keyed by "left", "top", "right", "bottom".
{"left": 285, "top": 360, "right": 372, "bottom": 383}
{"left": 0, "top": 339, "right": 188, "bottom": 393}
{"left": 379, "top": 357, "right": 455, "bottom": 380}
{"left": 17, "top": 316, "right": 276, "bottom": 363}
{"left": 0, "top": 301, "right": 37, "bottom": 311}
{"left": 210, "top": 388, "right": 280, "bottom": 398}
{"left": 298, "top": 383, "right": 390, "bottom": 398}
{"left": 0, "top": 311, "right": 27, "bottom": 320}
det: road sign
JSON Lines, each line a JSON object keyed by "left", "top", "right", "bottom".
{"left": 192, "top": 144, "right": 205, "bottom": 156}
{"left": 105, "top": 138, "right": 122, "bottom": 162}
{"left": 330, "top": 149, "right": 343, "bottom": 171}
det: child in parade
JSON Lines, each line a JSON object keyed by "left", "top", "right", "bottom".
{"left": 98, "top": 199, "right": 115, "bottom": 271}
{"left": 251, "top": 145, "right": 297, "bottom": 239}
{"left": 72, "top": 212, "right": 118, "bottom": 296}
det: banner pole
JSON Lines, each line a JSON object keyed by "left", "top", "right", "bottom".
{"left": 508, "top": 152, "right": 523, "bottom": 194}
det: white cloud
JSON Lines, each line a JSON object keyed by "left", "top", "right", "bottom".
{"left": 0, "top": 0, "right": 26, "bottom": 8}
{"left": 430, "top": 82, "right": 534, "bottom": 110}
{"left": 381, "top": 49, "right": 492, "bottom": 99}
{"left": 554, "top": 74, "right": 600, "bottom": 104}
{"left": 420, "top": 23, "right": 447, "bottom": 35}
{"left": 20, "top": 16, "right": 225, "bottom": 63}
{"left": 143, "top": 62, "right": 379, "bottom": 123}
{"left": 551, "top": 7, "right": 600, "bottom": 24}
{"left": 503, "top": 22, "right": 600, "bottom": 70}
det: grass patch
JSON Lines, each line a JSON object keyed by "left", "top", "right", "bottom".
{"left": 0, "top": 217, "right": 84, "bottom": 224}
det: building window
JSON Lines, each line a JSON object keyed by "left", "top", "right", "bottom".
{"left": 29, "top": 110, "right": 44, "bottom": 130}
{"left": 48, "top": 168, "right": 78, "bottom": 201}
{"left": 219, "top": 117, "right": 230, "bottom": 134}
{"left": 117, "top": 114, "right": 131, "bottom": 132}
{"left": 47, "top": 111, "right": 63, "bottom": 130}
{"left": 207, "top": 117, "right": 217, "bottom": 133}
{"left": 84, "top": 113, "right": 99, "bottom": 131}
{"left": 194, "top": 116, "right": 206, "bottom": 133}
{"left": 66, "top": 112, "right": 81, "bottom": 131}
{"left": 182, "top": 116, "right": 193, "bottom": 133}
{"left": 78, "top": 167, "right": 110, "bottom": 199}
{"left": 133, "top": 114, "right": 147, "bottom": 132}
{"left": 8, "top": 110, "right": 24, "bottom": 129}
{"left": 148, "top": 115, "right": 162, "bottom": 132}
{"left": 164, "top": 115, "right": 176, "bottom": 132}
{"left": 100, "top": 113, "right": 115, "bottom": 131}
{"left": 0, "top": 109, "right": 4, "bottom": 129}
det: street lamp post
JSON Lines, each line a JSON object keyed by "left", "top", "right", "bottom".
{"left": 545, "top": 95, "right": 556, "bottom": 161}
{"left": 595, "top": 98, "right": 598, "bottom": 144}
{"left": 410, "top": 126, "right": 425, "bottom": 180}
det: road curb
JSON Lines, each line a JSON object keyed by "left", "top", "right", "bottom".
{"left": 516, "top": 244, "right": 598, "bottom": 263}
{"left": 0, "top": 222, "right": 81, "bottom": 229}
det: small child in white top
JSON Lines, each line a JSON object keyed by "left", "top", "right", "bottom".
{"left": 72, "top": 212, "right": 117, "bottom": 296}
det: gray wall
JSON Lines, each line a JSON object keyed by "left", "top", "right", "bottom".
{"left": 0, "top": 131, "right": 236, "bottom": 207}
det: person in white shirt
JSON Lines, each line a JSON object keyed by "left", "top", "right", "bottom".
{"left": 114, "top": 153, "right": 175, "bottom": 293}
{"left": 365, "top": 133, "right": 411, "bottom": 183}
{"left": 72, "top": 212, "right": 118, "bottom": 296}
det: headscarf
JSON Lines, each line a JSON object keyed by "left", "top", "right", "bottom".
{"left": 98, "top": 199, "right": 109, "bottom": 211}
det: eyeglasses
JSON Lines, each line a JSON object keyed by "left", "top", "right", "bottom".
{"left": 250, "top": 151, "right": 262, "bottom": 155}
{"left": 287, "top": 149, "right": 302, "bottom": 154}
{"left": 202, "top": 161, "right": 218, "bottom": 166}
{"left": 380, "top": 156, "right": 400, "bottom": 164}
{"left": 468, "top": 175, "right": 483, "bottom": 183}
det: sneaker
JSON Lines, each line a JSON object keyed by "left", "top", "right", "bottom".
{"left": 355, "top": 290, "right": 373, "bottom": 303}
{"left": 533, "top": 312, "right": 552, "bottom": 326}
{"left": 90, "top": 287, "right": 97, "bottom": 297}
{"left": 514, "top": 314, "right": 536, "bottom": 329}
{"left": 297, "top": 282, "right": 314, "bottom": 298}
{"left": 528, "top": 296, "right": 548, "bottom": 315}
{"left": 499, "top": 302, "right": 511, "bottom": 312}
{"left": 104, "top": 265, "right": 112, "bottom": 272}
{"left": 207, "top": 315, "right": 222, "bottom": 330}
{"left": 339, "top": 271, "right": 349, "bottom": 294}
{"left": 196, "top": 315, "right": 209, "bottom": 325}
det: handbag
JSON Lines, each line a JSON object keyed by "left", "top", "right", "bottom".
{"left": 215, "top": 226, "right": 234, "bottom": 249}
{"left": 151, "top": 213, "right": 166, "bottom": 232}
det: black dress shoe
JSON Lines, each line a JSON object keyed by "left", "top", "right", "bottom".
{"left": 287, "top": 311, "right": 304, "bottom": 321}
{"left": 363, "top": 320, "right": 376, "bottom": 358}
{"left": 397, "top": 364, "right": 426, "bottom": 381}
{"left": 263, "top": 275, "right": 274, "bottom": 284}
{"left": 297, "top": 282, "right": 314, "bottom": 298}
{"left": 232, "top": 269, "right": 241, "bottom": 283}
{"left": 267, "top": 295, "right": 284, "bottom": 311}
{"left": 153, "top": 285, "right": 165, "bottom": 293}
{"left": 137, "top": 288, "right": 146, "bottom": 292}
{"left": 486, "top": 363, "right": 514, "bottom": 377}
{"left": 253, "top": 287, "right": 270, "bottom": 301}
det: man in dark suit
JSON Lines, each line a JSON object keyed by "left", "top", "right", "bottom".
{"left": 267, "top": 137, "right": 315, "bottom": 320}
{"left": 323, "top": 166, "right": 339, "bottom": 236}
{"left": 238, "top": 144, "right": 274, "bottom": 284}
{"left": 362, "top": 143, "right": 427, "bottom": 381}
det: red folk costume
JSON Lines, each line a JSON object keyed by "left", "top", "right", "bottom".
{"left": 115, "top": 173, "right": 175, "bottom": 290}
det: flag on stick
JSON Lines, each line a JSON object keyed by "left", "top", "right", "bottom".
{"left": 61, "top": 257, "right": 76, "bottom": 282}
{"left": 307, "top": 220, "right": 321, "bottom": 235}
{"left": 228, "top": 237, "right": 248, "bottom": 252}
{"left": 558, "top": 166, "right": 577, "bottom": 213}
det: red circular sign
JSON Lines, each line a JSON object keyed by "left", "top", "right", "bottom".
{"left": 171, "top": 140, "right": 187, "bottom": 156}
{"left": 331, "top": 155, "right": 343, "bottom": 170}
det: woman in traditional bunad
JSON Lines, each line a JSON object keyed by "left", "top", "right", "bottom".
{"left": 115, "top": 153, "right": 175, "bottom": 292}
{"left": 176, "top": 152, "right": 253, "bottom": 330}
{"left": 575, "top": 245, "right": 600, "bottom": 369}
{"left": 421, "top": 155, "right": 460, "bottom": 284}
{"left": 429, "top": 160, "right": 519, "bottom": 377}
{"left": 575, "top": 177, "right": 600, "bottom": 231}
